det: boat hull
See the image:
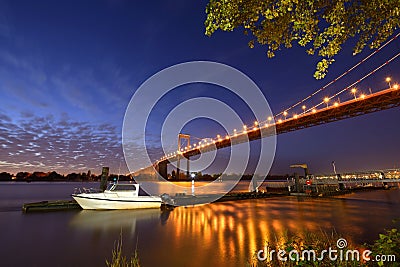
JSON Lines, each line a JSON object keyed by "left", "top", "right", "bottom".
{"left": 72, "top": 194, "right": 161, "bottom": 210}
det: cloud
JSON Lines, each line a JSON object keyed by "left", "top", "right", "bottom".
{"left": 0, "top": 112, "right": 126, "bottom": 174}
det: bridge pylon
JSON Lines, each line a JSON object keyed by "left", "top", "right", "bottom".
{"left": 177, "top": 133, "right": 190, "bottom": 179}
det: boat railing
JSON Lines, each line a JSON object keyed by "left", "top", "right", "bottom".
{"left": 73, "top": 187, "right": 103, "bottom": 194}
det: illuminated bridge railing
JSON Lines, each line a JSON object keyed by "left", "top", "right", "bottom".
{"left": 156, "top": 87, "right": 400, "bottom": 166}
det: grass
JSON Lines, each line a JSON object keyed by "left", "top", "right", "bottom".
{"left": 106, "top": 232, "right": 140, "bottom": 267}
{"left": 248, "top": 226, "right": 400, "bottom": 267}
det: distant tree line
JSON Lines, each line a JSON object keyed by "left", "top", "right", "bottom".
{"left": 0, "top": 170, "right": 292, "bottom": 182}
{"left": 0, "top": 170, "right": 133, "bottom": 182}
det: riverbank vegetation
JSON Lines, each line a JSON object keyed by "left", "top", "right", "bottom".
{"left": 249, "top": 226, "right": 399, "bottom": 267}
{"left": 0, "top": 170, "right": 131, "bottom": 182}
{"left": 106, "top": 225, "right": 399, "bottom": 267}
{"left": 106, "top": 233, "right": 140, "bottom": 267}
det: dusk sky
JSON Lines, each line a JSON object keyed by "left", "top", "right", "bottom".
{"left": 0, "top": 0, "right": 399, "bottom": 175}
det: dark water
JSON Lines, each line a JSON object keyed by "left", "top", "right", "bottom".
{"left": 0, "top": 182, "right": 399, "bottom": 266}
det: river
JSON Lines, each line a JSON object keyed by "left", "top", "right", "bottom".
{"left": 0, "top": 182, "right": 399, "bottom": 266}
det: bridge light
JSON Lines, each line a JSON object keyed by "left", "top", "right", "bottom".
{"left": 283, "top": 111, "right": 288, "bottom": 117}
{"left": 393, "top": 84, "right": 399, "bottom": 90}
{"left": 225, "top": 135, "right": 229, "bottom": 140}
{"left": 254, "top": 121, "right": 258, "bottom": 126}
{"left": 193, "top": 144, "right": 196, "bottom": 147}
{"left": 334, "top": 102, "right": 339, "bottom": 107}
{"left": 268, "top": 116, "right": 272, "bottom": 122}
{"left": 351, "top": 88, "right": 357, "bottom": 99}
{"left": 386, "top": 77, "right": 391, "bottom": 87}
{"left": 324, "top": 97, "right": 330, "bottom": 107}
{"left": 265, "top": 123, "right": 269, "bottom": 127}
{"left": 278, "top": 119, "right": 282, "bottom": 123}
{"left": 293, "top": 114, "right": 298, "bottom": 119}
{"left": 312, "top": 108, "right": 317, "bottom": 113}
{"left": 360, "top": 94, "right": 366, "bottom": 99}
{"left": 243, "top": 125, "right": 247, "bottom": 129}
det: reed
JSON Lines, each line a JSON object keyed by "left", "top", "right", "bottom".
{"left": 248, "top": 227, "right": 399, "bottom": 267}
{"left": 106, "top": 232, "right": 140, "bottom": 267}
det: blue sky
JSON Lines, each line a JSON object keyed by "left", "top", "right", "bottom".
{"left": 0, "top": 0, "right": 399, "bottom": 175}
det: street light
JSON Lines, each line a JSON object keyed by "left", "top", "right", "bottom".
{"left": 351, "top": 88, "right": 357, "bottom": 99}
{"left": 324, "top": 97, "right": 330, "bottom": 107}
{"left": 283, "top": 111, "right": 288, "bottom": 119}
{"left": 302, "top": 105, "right": 306, "bottom": 114}
{"left": 386, "top": 77, "right": 391, "bottom": 88}
{"left": 393, "top": 84, "right": 399, "bottom": 90}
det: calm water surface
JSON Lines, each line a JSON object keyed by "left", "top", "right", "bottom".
{"left": 0, "top": 182, "right": 399, "bottom": 266}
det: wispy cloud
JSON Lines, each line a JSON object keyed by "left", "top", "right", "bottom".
{"left": 0, "top": 112, "right": 126, "bottom": 174}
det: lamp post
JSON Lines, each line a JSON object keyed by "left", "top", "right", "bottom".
{"left": 324, "top": 97, "right": 330, "bottom": 108}
{"left": 386, "top": 77, "right": 391, "bottom": 88}
{"left": 191, "top": 173, "right": 195, "bottom": 196}
{"left": 351, "top": 88, "right": 357, "bottom": 99}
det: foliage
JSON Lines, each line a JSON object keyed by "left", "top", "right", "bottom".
{"left": 249, "top": 227, "right": 400, "bottom": 266}
{"left": 106, "top": 233, "right": 141, "bottom": 267}
{"left": 249, "top": 229, "right": 364, "bottom": 266}
{"left": 205, "top": 0, "right": 400, "bottom": 79}
{"left": 370, "top": 228, "right": 400, "bottom": 266}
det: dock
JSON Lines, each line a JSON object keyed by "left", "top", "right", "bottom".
{"left": 22, "top": 200, "right": 81, "bottom": 213}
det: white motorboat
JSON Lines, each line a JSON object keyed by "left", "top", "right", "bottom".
{"left": 72, "top": 183, "right": 162, "bottom": 210}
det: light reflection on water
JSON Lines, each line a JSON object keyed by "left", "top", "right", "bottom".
{"left": 0, "top": 182, "right": 399, "bottom": 266}
{"left": 69, "top": 190, "right": 399, "bottom": 266}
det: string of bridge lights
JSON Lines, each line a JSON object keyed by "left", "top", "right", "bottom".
{"left": 275, "top": 32, "right": 400, "bottom": 118}
{"left": 158, "top": 35, "right": 400, "bottom": 162}
{"left": 158, "top": 75, "right": 399, "bottom": 162}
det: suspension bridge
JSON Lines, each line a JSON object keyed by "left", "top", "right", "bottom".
{"left": 130, "top": 33, "right": 400, "bottom": 182}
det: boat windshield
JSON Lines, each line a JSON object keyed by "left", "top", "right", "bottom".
{"left": 106, "top": 183, "right": 137, "bottom": 191}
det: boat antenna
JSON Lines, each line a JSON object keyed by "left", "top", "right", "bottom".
{"left": 117, "top": 162, "right": 122, "bottom": 183}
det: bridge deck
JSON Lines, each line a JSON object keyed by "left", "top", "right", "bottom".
{"left": 157, "top": 87, "right": 400, "bottom": 165}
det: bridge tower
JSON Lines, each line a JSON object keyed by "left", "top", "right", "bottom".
{"left": 177, "top": 133, "right": 190, "bottom": 179}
